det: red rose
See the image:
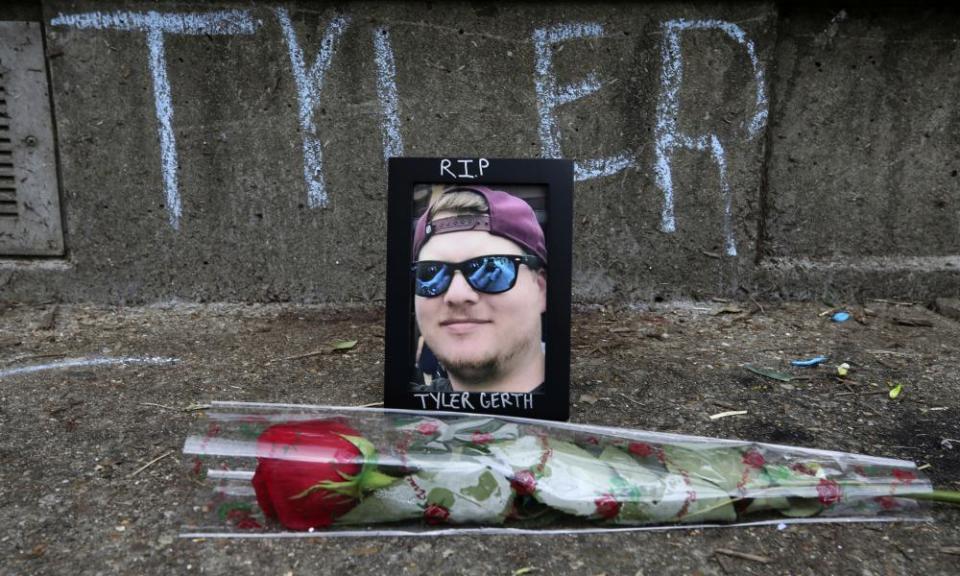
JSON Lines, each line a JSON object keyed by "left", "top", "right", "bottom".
{"left": 416, "top": 421, "right": 440, "bottom": 435}
{"left": 628, "top": 442, "right": 654, "bottom": 458}
{"left": 471, "top": 432, "right": 494, "bottom": 444}
{"left": 791, "top": 462, "right": 816, "bottom": 476}
{"left": 741, "top": 450, "right": 765, "bottom": 469}
{"left": 511, "top": 470, "right": 538, "bottom": 496}
{"left": 816, "top": 478, "right": 842, "bottom": 506}
{"left": 892, "top": 468, "right": 916, "bottom": 484}
{"left": 252, "top": 419, "right": 394, "bottom": 530}
{"left": 594, "top": 494, "right": 622, "bottom": 519}
{"left": 424, "top": 504, "right": 450, "bottom": 525}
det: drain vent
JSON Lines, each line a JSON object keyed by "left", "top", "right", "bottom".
{"left": 0, "top": 21, "right": 62, "bottom": 256}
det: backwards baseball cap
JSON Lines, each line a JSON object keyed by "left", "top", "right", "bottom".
{"left": 412, "top": 185, "right": 547, "bottom": 264}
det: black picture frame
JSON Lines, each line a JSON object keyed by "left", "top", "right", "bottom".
{"left": 383, "top": 157, "right": 573, "bottom": 421}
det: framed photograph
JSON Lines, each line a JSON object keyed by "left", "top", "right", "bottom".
{"left": 384, "top": 158, "right": 573, "bottom": 421}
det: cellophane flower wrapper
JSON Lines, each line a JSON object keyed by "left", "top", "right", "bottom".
{"left": 181, "top": 402, "right": 932, "bottom": 537}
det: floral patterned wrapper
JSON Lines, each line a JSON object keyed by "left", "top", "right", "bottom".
{"left": 181, "top": 402, "right": 933, "bottom": 536}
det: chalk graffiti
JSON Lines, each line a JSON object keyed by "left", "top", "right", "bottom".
{"left": 532, "top": 22, "right": 635, "bottom": 182}
{"left": 654, "top": 19, "right": 768, "bottom": 256}
{"left": 49, "top": 10, "right": 260, "bottom": 229}
{"left": 0, "top": 355, "right": 179, "bottom": 378}
{"left": 274, "top": 9, "right": 350, "bottom": 209}
{"left": 373, "top": 27, "right": 405, "bottom": 162}
{"left": 49, "top": 10, "right": 768, "bottom": 255}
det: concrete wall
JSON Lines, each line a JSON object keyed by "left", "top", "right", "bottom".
{"left": 0, "top": 1, "right": 957, "bottom": 304}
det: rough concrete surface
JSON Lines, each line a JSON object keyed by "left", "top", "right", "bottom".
{"left": 0, "top": 2, "right": 955, "bottom": 304}
{"left": 766, "top": 4, "right": 960, "bottom": 259}
{"left": 1, "top": 300, "right": 958, "bottom": 574}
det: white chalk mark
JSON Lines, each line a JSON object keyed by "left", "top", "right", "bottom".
{"left": 654, "top": 18, "right": 768, "bottom": 255}
{"left": 533, "top": 22, "right": 634, "bottom": 180}
{"left": 275, "top": 9, "right": 350, "bottom": 209}
{"left": 575, "top": 153, "right": 635, "bottom": 182}
{"left": 555, "top": 74, "right": 602, "bottom": 107}
{"left": 146, "top": 28, "right": 180, "bottom": 227}
{"left": 539, "top": 21, "right": 603, "bottom": 45}
{"left": 668, "top": 19, "right": 767, "bottom": 136}
{"left": 373, "top": 27, "right": 404, "bottom": 161}
{"left": 50, "top": 10, "right": 259, "bottom": 229}
{"left": 49, "top": 10, "right": 257, "bottom": 34}
{"left": 656, "top": 22, "right": 684, "bottom": 234}
{"left": 0, "top": 356, "right": 179, "bottom": 379}
{"left": 708, "top": 135, "right": 736, "bottom": 256}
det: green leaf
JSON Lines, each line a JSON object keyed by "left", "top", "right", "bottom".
{"left": 426, "top": 487, "right": 456, "bottom": 509}
{"left": 889, "top": 383, "right": 903, "bottom": 399}
{"left": 744, "top": 364, "right": 794, "bottom": 382}
{"left": 216, "top": 501, "right": 253, "bottom": 521}
{"left": 359, "top": 469, "right": 398, "bottom": 492}
{"left": 330, "top": 339, "right": 358, "bottom": 351}
{"left": 340, "top": 434, "right": 377, "bottom": 460}
{"left": 528, "top": 440, "right": 618, "bottom": 517}
{"left": 598, "top": 446, "right": 664, "bottom": 490}
{"left": 237, "top": 423, "right": 260, "bottom": 439}
{"left": 597, "top": 445, "right": 736, "bottom": 524}
{"left": 764, "top": 464, "right": 795, "bottom": 483}
{"left": 462, "top": 471, "right": 500, "bottom": 502}
{"left": 777, "top": 498, "right": 823, "bottom": 518}
{"left": 676, "top": 487, "right": 737, "bottom": 523}
{"left": 744, "top": 495, "right": 792, "bottom": 514}
{"left": 662, "top": 445, "right": 770, "bottom": 493}
{"left": 337, "top": 485, "right": 422, "bottom": 525}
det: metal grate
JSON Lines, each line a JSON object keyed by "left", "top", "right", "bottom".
{"left": 0, "top": 21, "right": 63, "bottom": 256}
{"left": 0, "top": 74, "right": 16, "bottom": 219}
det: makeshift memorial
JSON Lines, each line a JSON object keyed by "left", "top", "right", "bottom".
{"left": 181, "top": 402, "right": 958, "bottom": 536}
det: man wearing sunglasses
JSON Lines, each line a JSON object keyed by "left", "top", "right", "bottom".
{"left": 411, "top": 186, "right": 547, "bottom": 394}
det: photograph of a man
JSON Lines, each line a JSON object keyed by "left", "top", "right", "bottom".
{"left": 411, "top": 185, "right": 547, "bottom": 394}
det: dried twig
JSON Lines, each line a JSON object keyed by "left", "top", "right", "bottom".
{"left": 617, "top": 392, "right": 643, "bottom": 407}
{"left": 870, "top": 298, "right": 916, "bottom": 307}
{"left": 712, "top": 400, "right": 740, "bottom": 411}
{"left": 835, "top": 390, "right": 889, "bottom": 397}
{"left": 183, "top": 403, "right": 211, "bottom": 412}
{"left": 128, "top": 450, "right": 174, "bottom": 478}
{"left": 892, "top": 317, "right": 933, "bottom": 327}
{"left": 713, "top": 548, "right": 771, "bottom": 564}
{"left": 269, "top": 350, "right": 326, "bottom": 364}
{"left": 139, "top": 402, "right": 179, "bottom": 411}
{"left": 357, "top": 401, "right": 383, "bottom": 408}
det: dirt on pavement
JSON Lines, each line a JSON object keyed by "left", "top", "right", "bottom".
{"left": 1, "top": 299, "right": 958, "bottom": 575}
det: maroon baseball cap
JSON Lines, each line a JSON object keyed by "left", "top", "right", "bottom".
{"left": 413, "top": 185, "right": 547, "bottom": 264}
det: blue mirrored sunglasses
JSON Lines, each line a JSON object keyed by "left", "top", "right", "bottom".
{"left": 412, "top": 254, "right": 543, "bottom": 298}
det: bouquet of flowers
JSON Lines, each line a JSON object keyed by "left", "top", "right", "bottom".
{"left": 181, "top": 402, "right": 956, "bottom": 536}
